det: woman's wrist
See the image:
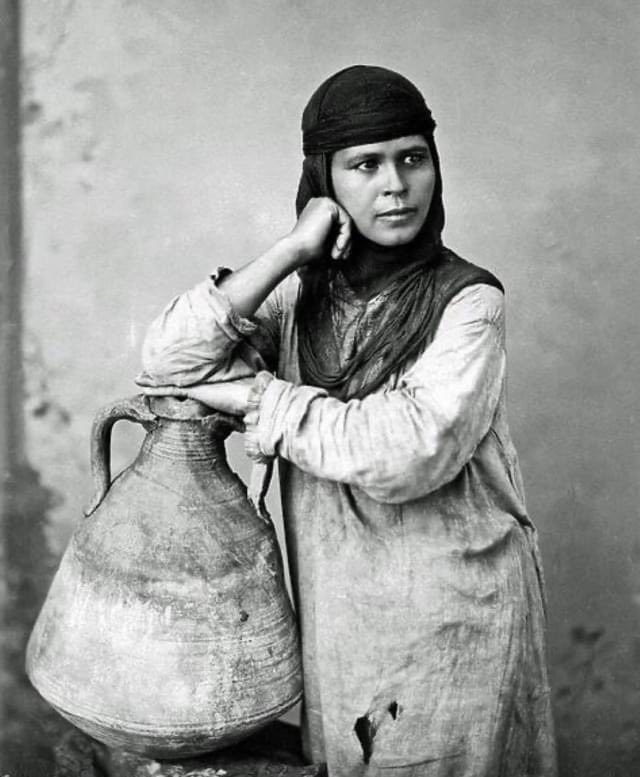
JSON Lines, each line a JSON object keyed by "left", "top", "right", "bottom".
{"left": 244, "top": 372, "right": 276, "bottom": 463}
{"left": 274, "top": 233, "right": 308, "bottom": 272}
{"left": 216, "top": 236, "right": 302, "bottom": 319}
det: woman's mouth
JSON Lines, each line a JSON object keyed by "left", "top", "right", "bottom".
{"left": 376, "top": 207, "right": 417, "bottom": 222}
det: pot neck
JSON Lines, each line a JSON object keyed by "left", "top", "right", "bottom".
{"left": 142, "top": 396, "right": 236, "bottom": 464}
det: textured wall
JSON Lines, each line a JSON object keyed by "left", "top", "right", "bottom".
{"left": 21, "top": 1, "right": 640, "bottom": 774}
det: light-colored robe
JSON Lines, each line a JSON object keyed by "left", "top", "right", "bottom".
{"left": 138, "top": 269, "right": 557, "bottom": 777}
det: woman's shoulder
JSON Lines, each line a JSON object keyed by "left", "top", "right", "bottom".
{"left": 436, "top": 249, "right": 505, "bottom": 327}
{"left": 445, "top": 282, "right": 505, "bottom": 327}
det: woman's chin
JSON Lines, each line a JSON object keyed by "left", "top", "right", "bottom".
{"left": 364, "top": 225, "right": 422, "bottom": 248}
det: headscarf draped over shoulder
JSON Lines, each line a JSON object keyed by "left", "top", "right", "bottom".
{"left": 294, "top": 65, "right": 502, "bottom": 400}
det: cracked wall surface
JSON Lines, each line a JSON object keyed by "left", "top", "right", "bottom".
{"left": 19, "top": 2, "right": 640, "bottom": 775}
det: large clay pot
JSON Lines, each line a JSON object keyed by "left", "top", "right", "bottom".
{"left": 26, "top": 395, "right": 302, "bottom": 758}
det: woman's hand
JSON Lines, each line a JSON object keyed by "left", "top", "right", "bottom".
{"left": 285, "top": 197, "right": 352, "bottom": 267}
{"left": 207, "top": 197, "right": 352, "bottom": 321}
{"left": 143, "top": 379, "right": 253, "bottom": 416}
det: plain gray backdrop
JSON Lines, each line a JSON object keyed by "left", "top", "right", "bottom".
{"left": 17, "top": 2, "right": 640, "bottom": 774}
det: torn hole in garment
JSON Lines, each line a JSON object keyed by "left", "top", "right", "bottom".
{"left": 354, "top": 713, "right": 377, "bottom": 764}
{"left": 355, "top": 702, "right": 401, "bottom": 763}
{"left": 388, "top": 701, "right": 400, "bottom": 720}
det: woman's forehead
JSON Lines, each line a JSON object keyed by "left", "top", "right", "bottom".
{"left": 335, "top": 134, "right": 429, "bottom": 159}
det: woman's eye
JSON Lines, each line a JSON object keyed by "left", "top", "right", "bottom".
{"left": 355, "top": 159, "right": 379, "bottom": 172}
{"left": 404, "top": 153, "right": 427, "bottom": 166}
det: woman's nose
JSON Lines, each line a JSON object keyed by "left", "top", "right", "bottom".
{"left": 381, "top": 163, "right": 407, "bottom": 195}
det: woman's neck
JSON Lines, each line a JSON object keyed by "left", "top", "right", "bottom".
{"left": 341, "top": 236, "right": 418, "bottom": 300}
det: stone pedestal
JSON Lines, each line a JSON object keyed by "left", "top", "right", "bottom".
{"left": 53, "top": 722, "right": 325, "bottom": 777}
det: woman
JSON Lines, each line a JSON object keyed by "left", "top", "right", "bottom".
{"left": 138, "top": 65, "right": 557, "bottom": 776}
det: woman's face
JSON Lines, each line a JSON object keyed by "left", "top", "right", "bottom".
{"left": 330, "top": 134, "right": 436, "bottom": 247}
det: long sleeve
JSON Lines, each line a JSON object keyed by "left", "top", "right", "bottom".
{"left": 136, "top": 268, "right": 286, "bottom": 387}
{"left": 246, "top": 284, "right": 506, "bottom": 504}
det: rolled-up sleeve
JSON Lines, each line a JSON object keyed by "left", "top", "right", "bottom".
{"left": 136, "top": 268, "right": 281, "bottom": 387}
{"left": 246, "top": 284, "right": 506, "bottom": 503}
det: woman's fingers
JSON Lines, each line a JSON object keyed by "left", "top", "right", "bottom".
{"left": 332, "top": 236, "right": 351, "bottom": 261}
{"left": 291, "top": 197, "right": 353, "bottom": 265}
{"left": 183, "top": 382, "right": 252, "bottom": 416}
{"left": 141, "top": 385, "right": 188, "bottom": 397}
{"left": 142, "top": 381, "right": 252, "bottom": 416}
{"left": 330, "top": 202, "right": 353, "bottom": 261}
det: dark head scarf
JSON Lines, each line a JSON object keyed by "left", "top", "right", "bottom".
{"left": 295, "top": 65, "right": 501, "bottom": 399}
{"left": 296, "top": 65, "right": 444, "bottom": 246}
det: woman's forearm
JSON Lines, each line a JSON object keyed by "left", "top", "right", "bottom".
{"left": 137, "top": 198, "right": 351, "bottom": 387}
{"left": 137, "top": 235, "right": 305, "bottom": 387}
{"left": 244, "top": 285, "right": 506, "bottom": 502}
{"left": 217, "top": 236, "right": 301, "bottom": 318}
{"left": 218, "top": 196, "right": 352, "bottom": 318}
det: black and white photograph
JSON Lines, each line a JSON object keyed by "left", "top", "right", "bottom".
{"left": 1, "top": 2, "right": 639, "bottom": 775}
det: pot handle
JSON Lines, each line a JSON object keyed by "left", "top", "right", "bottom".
{"left": 84, "top": 395, "right": 157, "bottom": 517}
